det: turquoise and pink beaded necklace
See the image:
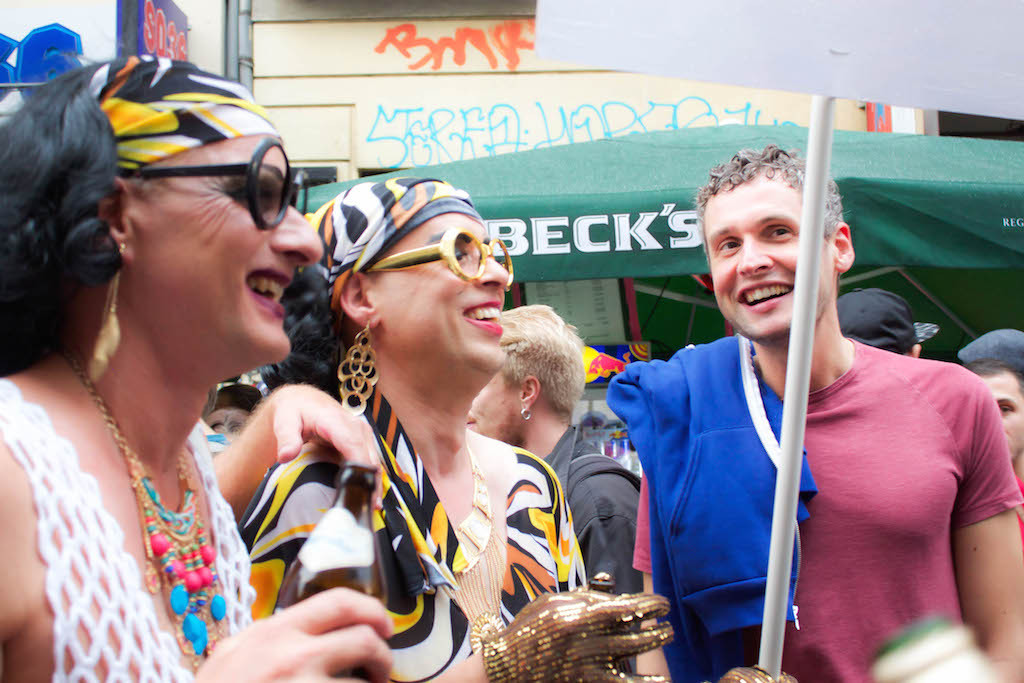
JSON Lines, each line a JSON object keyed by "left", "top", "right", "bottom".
{"left": 66, "top": 353, "right": 227, "bottom": 670}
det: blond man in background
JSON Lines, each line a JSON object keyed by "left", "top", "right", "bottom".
{"left": 469, "top": 305, "right": 642, "bottom": 593}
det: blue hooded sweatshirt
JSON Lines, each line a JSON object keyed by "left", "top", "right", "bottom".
{"left": 607, "top": 336, "right": 817, "bottom": 682}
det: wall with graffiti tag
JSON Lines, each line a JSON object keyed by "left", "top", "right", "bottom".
{"left": 361, "top": 95, "right": 802, "bottom": 169}
{"left": 251, "top": 17, "right": 875, "bottom": 178}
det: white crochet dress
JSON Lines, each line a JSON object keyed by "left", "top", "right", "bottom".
{"left": 0, "top": 379, "right": 254, "bottom": 682}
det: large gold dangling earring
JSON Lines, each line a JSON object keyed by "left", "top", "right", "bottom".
{"left": 88, "top": 244, "right": 125, "bottom": 381}
{"left": 338, "top": 326, "right": 378, "bottom": 416}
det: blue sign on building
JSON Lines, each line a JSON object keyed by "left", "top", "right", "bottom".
{"left": 0, "top": 23, "right": 83, "bottom": 101}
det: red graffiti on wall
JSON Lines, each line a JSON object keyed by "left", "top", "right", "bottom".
{"left": 375, "top": 20, "right": 535, "bottom": 71}
{"left": 489, "top": 21, "right": 534, "bottom": 70}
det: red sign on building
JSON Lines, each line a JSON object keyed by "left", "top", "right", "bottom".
{"left": 865, "top": 102, "right": 893, "bottom": 132}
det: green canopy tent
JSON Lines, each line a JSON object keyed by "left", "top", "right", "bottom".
{"left": 306, "top": 125, "right": 1024, "bottom": 359}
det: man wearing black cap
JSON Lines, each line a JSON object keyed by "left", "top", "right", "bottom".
{"left": 961, "top": 331, "right": 1024, "bottom": 562}
{"left": 960, "top": 329, "right": 1024, "bottom": 376}
{"left": 837, "top": 288, "right": 939, "bottom": 357}
{"left": 959, "top": 330, "right": 1024, "bottom": 472}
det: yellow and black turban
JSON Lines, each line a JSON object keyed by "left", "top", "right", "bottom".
{"left": 89, "top": 56, "right": 278, "bottom": 173}
{"left": 309, "top": 177, "right": 483, "bottom": 328}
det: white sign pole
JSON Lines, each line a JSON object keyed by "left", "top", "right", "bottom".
{"left": 758, "top": 94, "right": 836, "bottom": 677}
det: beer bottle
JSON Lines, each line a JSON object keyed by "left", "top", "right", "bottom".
{"left": 871, "top": 617, "right": 1000, "bottom": 683}
{"left": 276, "top": 462, "right": 386, "bottom": 608}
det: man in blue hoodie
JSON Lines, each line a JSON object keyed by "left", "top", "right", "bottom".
{"left": 609, "top": 145, "right": 1024, "bottom": 682}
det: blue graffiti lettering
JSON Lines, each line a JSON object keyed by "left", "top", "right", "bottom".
{"left": 569, "top": 103, "right": 603, "bottom": 142}
{"left": 365, "top": 106, "right": 420, "bottom": 167}
{"left": 669, "top": 96, "right": 718, "bottom": 129}
{"left": 486, "top": 104, "right": 525, "bottom": 156}
{"left": 723, "top": 102, "right": 755, "bottom": 125}
{"left": 601, "top": 101, "right": 646, "bottom": 138}
{"left": 534, "top": 103, "right": 569, "bottom": 149}
{"left": 456, "top": 107, "right": 486, "bottom": 160}
{"left": 0, "top": 24, "right": 83, "bottom": 101}
{"left": 366, "top": 97, "right": 798, "bottom": 168}
{"left": 0, "top": 33, "right": 16, "bottom": 88}
{"left": 426, "top": 107, "right": 457, "bottom": 163}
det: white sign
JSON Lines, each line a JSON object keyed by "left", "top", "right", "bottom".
{"left": 524, "top": 279, "right": 626, "bottom": 343}
{"left": 536, "top": 0, "right": 1024, "bottom": 120}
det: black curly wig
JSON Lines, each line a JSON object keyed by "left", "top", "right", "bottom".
{"left": 259, "top": 265, "right": 341, "bottom": 397}
{"left": 0, "top": 64, "right": 122, "bottom": 376}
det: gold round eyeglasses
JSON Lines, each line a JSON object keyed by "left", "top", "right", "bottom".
{"left": 367, "top": 228, "right": 514, "bottom": 290}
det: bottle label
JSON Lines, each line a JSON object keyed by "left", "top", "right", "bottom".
{"left": 299, "top": 507, "right": 374, "bottom": 572}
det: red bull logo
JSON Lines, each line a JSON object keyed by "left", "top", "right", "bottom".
{"left": 628, "top": 342, "right": 651, "bottom": 363}
{"left": 583, "top": 345, "right": 630, "bottom": 383}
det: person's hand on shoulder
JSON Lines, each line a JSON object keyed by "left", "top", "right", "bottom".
{"left": 197, "top": 587, "right": 392, "bottom": 682}
{"left": 262, "top": 384, "right": 378, "bottom": 466}
{"left": 217, "top": 384, "right": 380, "bottom": 517}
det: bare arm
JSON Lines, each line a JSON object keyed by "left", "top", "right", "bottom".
{"left": 953, "top": 508, "right": 1024, "bottom": 682}
{"left": 636, "top": 571, "right": 672, "bottom": 678}
{"left": 214, "top": 399, "right": 280, "bottom": 518}
{"left": 216, "top": 384, "right": 378, "bottom": 518}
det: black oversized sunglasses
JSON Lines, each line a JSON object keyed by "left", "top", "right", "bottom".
{"left": 122, "top": 137, "right": 306, "bottom": 230}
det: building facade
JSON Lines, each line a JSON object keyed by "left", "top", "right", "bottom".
{"left": 249, "top": 1, "right": 886, "bottom": 182}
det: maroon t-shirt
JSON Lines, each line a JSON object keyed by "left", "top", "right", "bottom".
{"left": 634, "top": 342, "right": 1022, "bottom": 682}
{"left": 1017, "top": 477, "right": 1024, "bottom": 560}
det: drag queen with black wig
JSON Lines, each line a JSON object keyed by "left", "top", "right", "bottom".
{"left": 0, "top": 57, "right": 394, "bottom": 681}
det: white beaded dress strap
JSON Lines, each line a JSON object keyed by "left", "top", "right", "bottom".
{"left": 0, "top": 379, "right": 193, "bottom": 681}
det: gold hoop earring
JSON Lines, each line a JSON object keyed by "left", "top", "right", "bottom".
{"left": 338, "top": 326, "right": 378, "bottom": 416}
{"left": 88, "top": 269, "right": 122, "bottom": 382}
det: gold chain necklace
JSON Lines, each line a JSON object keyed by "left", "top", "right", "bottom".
{"left": 64, "top": 352, "right": 227, "bottom": 669}
{"left": 448, "top": 443, "right": 505, "bottom": 652}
